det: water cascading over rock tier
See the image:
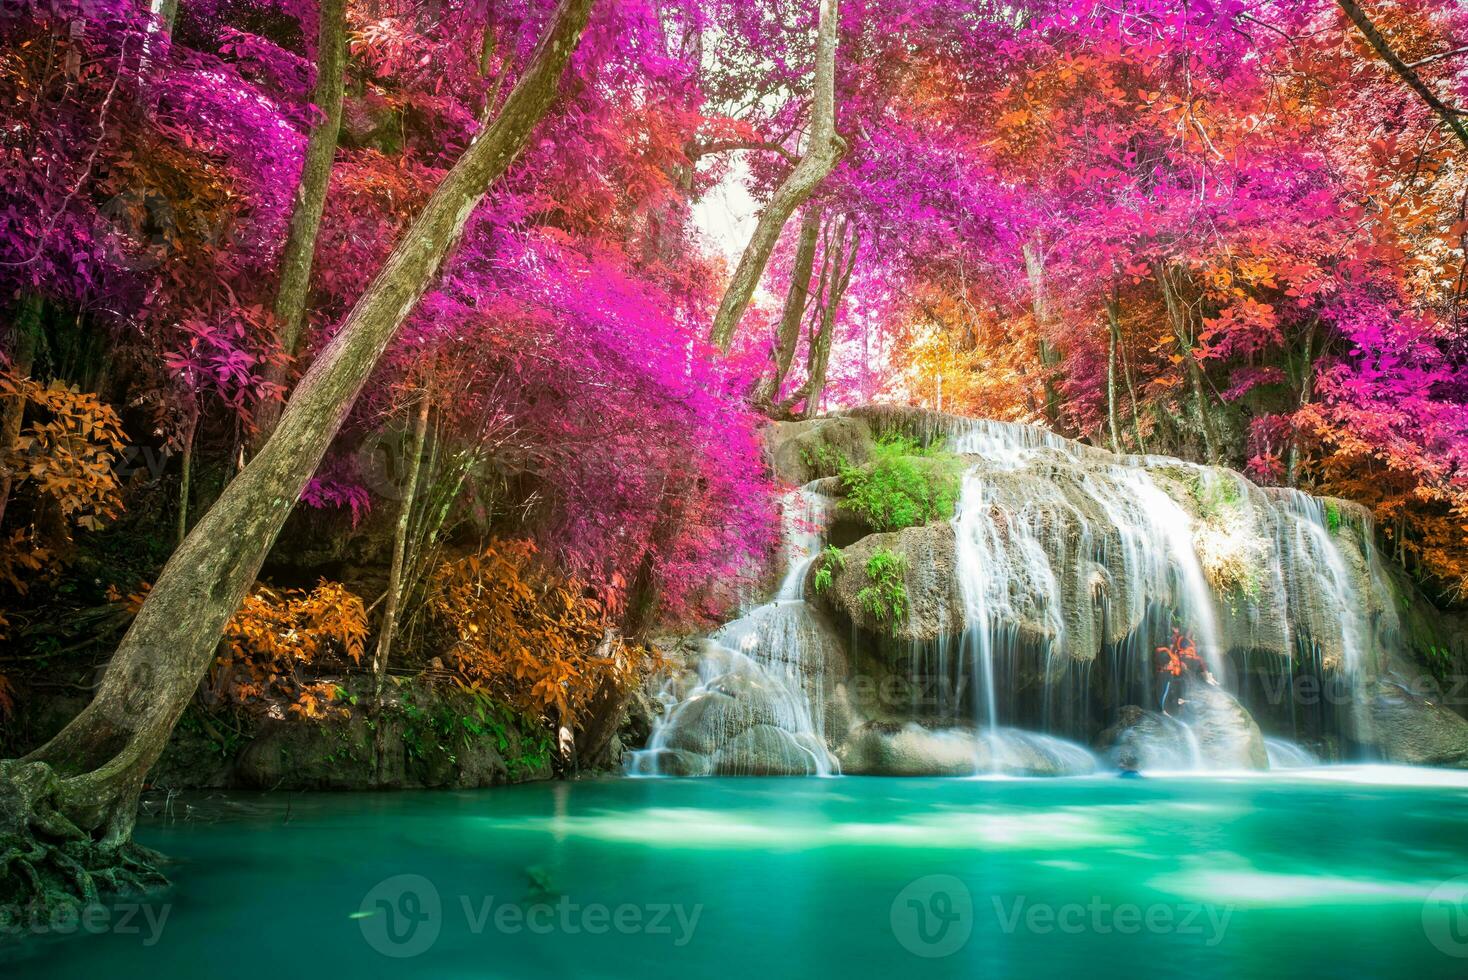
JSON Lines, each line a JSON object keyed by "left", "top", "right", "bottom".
{"left": 627, "top": 486, "right": 847, "bottom": 777}
{"left": 630, "top": 406, "right": 1468, "bottom": 776}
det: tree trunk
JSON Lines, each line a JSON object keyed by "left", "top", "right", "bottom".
{"left": 1, "top": 0, "right": 596, "bottom": 928}
{"left": 370, "top": 391, "right": 430, "bottom": 784}
{"left": 802, "top": 217, "right": 858, "bottom": 417}
{"left": 0, "top": 296, "right": 43, "bottom": 534}
{"left": 753, "top": 206, "right": 821, "bottom": 407}
{"left": 175, "top": 401, "right": 198, "bottom": 546}
{"left": 1336, "top": 0, "right": 1468, "bottom": 151}
{"left": 776, "top": 214, "right": 858, "bottom": 418}
{"left": 1023, "top": 241, "right": 1064, "bottom": 427}
{"left": 1286, "top": 320, "right": 1317, "bottom": 488}
{"left": 707, "top": 0, "right": 847, "bottom": 352}
{"left": 1105, "top": 297, "right": 1123, "bottom": 454}
{"left": 372, "top": 391, "right": 430, "bottom": 701}
{"left": 252, "top": 0, "right": 349, "bottom": 450}
{"left": 1121, "top": 330, "right": 1146, "bottom": 454}
{"left": 1156, "top": 263, "right": 1221, "bottom": 464}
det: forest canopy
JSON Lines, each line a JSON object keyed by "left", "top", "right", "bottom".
{"left": 0, "top": 0, "right": 1466, "bottom": 772}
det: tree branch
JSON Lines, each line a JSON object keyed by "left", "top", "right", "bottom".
{"left": 687, "top": 138, "right": 799, "bottom": 163}
{"left": 1335, "top": 0, "right": 1468, "bottom": 150}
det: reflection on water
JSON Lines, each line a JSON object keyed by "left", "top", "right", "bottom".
{"left": 4, "top": 775, "right": 1468, "bottom": 979}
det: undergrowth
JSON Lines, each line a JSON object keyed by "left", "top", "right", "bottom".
{"left": 838, "top": 434, "right": 962, "bottom": 532}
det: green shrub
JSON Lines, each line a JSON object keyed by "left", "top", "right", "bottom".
{"left": 1324, "top": 500, "right": 1342, "bottom": 534}
{"left": 856, "top": 548, "right": 908, "bottom": 622}
{"left": 839, "top": 434, "right": 962, "bottom": 532}
{"left": 811, "top": 545, "right": 845, "bottom": 594}
{"left": 799, "top": 441, "right": 849, "bottom": 477}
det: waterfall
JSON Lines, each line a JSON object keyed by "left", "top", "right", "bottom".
{"left": 627, "top": 485, "right": 840, "bottom": 777}
{"left": 628, "top": 409, "right": 1414, "bottom": 777}
{"left": 1264, "top": 737, "right": 1321, "bottom": 768}
{"left": 939, "top": 416, "right": 1394, "bottom": 771}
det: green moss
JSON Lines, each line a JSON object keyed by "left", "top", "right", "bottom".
{"left": 856, "top": 548, "right": 908, "bottom": 622}
{"left": 838, "top": 434, "right": 963, "bottom": 532}
{"left": 1324, "top": 500, "right": 1342, "bottom": 534}
{"left": 1191, "top": 472, "right": 1243, "bottom": 522}
{"left": 799, "top": 440, "right": 849, "bottom": 476}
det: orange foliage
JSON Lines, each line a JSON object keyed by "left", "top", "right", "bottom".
{"left": 0, "top": 373, "right": 124, "bottom": 609}
{"left": 216, "top": 581, "right": 368, "bottom": 720}
{"left": 888, "top": 285, "right": 1045, "bottom": 422}
{"left": 0, "top": 371, "right": 126, "bottom": 532}
{"left": 429, "top": 540, "right": 656, "bottom": 728}
{"left": 1156, "top": 629, "right": 1203, "bottom": 678}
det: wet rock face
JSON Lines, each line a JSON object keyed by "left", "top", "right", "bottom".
{"left": 1181, "top": 683, "right": 1270, "bottom": 769}
{"left": 1362, "top": 679, "right": 1468, "bottom": 768}
{"left": 813, "top": 523, "right": 962, "bottom": 644}
{"left": 1096, "top": 681, "right": 1267, "bottom": 770}
{"left": 635, "top": 609, "right": 848, "bottom": 777}
{"left": 838, "top": 722, "right": 1099, "bottom": 776}
{"left": 801, "top": 409, "right": 1404, "bottom": 682}
{"left": 764, "top": 416, "right": 876, "bottom": 485}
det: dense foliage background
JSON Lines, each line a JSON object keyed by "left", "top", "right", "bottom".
{"left": 1, "top": 0, "right": 1464, "bottom": 739}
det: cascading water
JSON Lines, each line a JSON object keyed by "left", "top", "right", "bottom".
{"left": 938, "top": 416, "right": 1395, "bottom": 771}
{"left": 628, "top": 408, "right": 1422, "bottom": 777}
{"left": 627, "top": 485, "right": 840, "bottom": 777}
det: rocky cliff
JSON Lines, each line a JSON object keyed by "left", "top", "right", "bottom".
{"left": 632, "top": 406, "right": 1468, "bottom": 776}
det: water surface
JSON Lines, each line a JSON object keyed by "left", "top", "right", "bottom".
{"left": 8, "top": 771, "right": 1468, "bottom": 978}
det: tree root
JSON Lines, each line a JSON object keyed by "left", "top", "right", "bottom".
{"left": 0, "top": 759, "right": 168, "bottom": 941}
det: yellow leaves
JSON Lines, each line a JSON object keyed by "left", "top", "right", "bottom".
{"left": 0, "top": 370, "right": 126, "bottom": 535}
{"left": 427, "top": 540, "right": 656, "bottom": 728}
{"left": 215, "top": 580, "right": 367, "bottom": 720}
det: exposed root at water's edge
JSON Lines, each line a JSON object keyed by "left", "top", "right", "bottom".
{"left": 0, "top": 760, "right": 169, "bottom": 942}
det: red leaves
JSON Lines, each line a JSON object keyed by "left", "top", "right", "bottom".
{"left": 1156, "top": 629, "right": 1203, "bottom": 679}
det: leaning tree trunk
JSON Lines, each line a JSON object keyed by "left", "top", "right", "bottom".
{"left": 707, "top": 0, "right": 846, "bottom": 352}
{"left": 253, "top": 0, "right": 348, "bottom": 450}
{"left": 752, "top": 206, "right": 821, "bottom": 407}
{"left": 0, "top": 0, "right": 596, "bottom": 932}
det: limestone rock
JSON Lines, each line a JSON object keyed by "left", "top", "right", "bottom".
{"left": 1361, "top": 679, "right": 1468, "bottom": 767}
{"left": 839, "top": 723, "right": 978, "bottom": 776}
{"left": 763, "top": 415, "right": 875, "bottom": 484}
{"left": 1097, "top": 682, "right": 1267, "bottom": 770}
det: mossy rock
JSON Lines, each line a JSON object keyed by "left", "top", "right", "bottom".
{"left": 763, "top": 416, "right": 876, "bottom": 484}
